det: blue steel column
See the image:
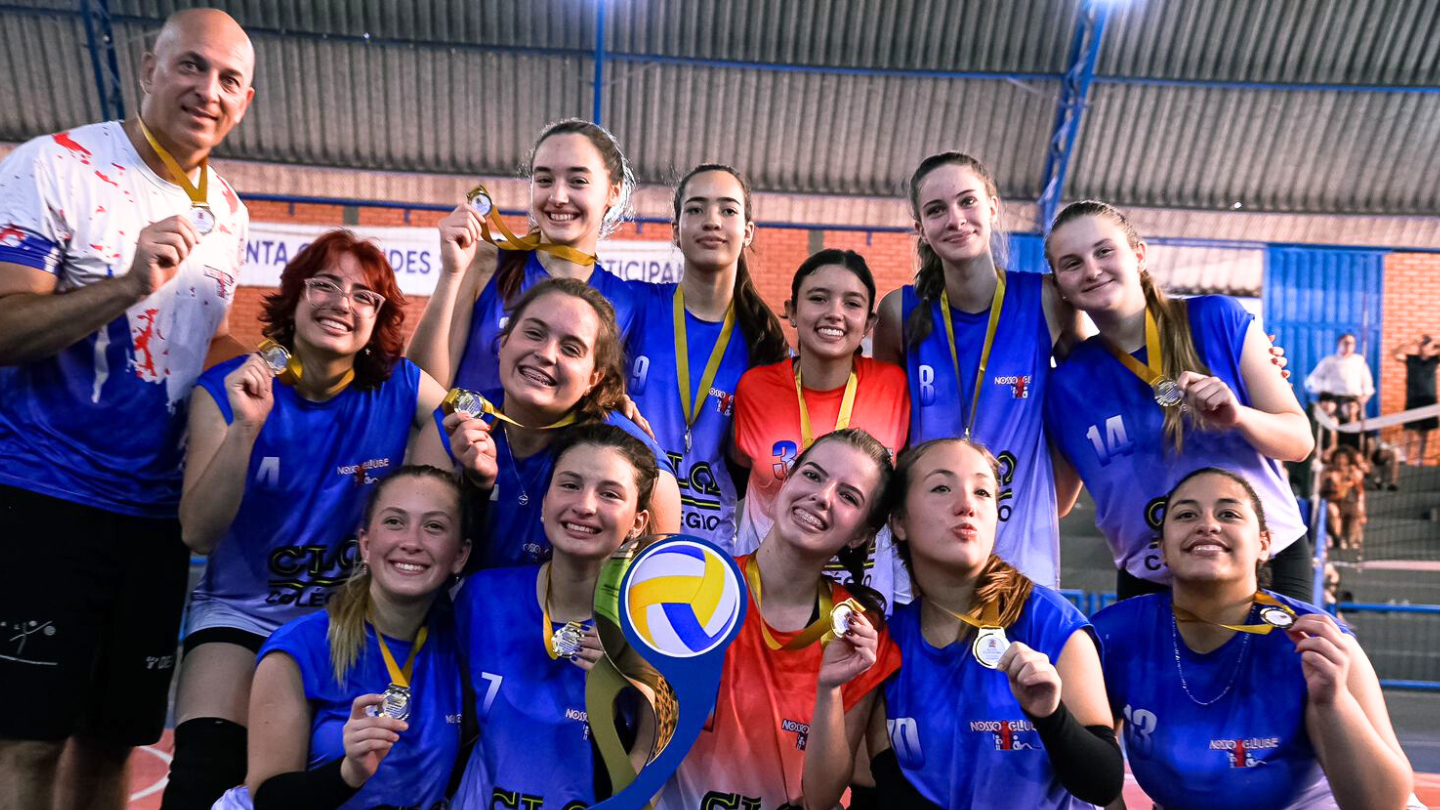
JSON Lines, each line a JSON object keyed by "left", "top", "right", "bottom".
{"left": 81, "top": 0, "right": 126, "bottom": 121}
{"left": 592, "top": 0, "right": 606, "bottom": 125}
{"left": 1037, "top": 0, "right": 1110, "bottom": 231}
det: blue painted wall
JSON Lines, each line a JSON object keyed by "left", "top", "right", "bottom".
{"left": 1264, "top": 247, "right": 1386, "bottom": 417}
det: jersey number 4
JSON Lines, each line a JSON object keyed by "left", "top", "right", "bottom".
{"left": 1085, "top": 415, "right": 1134, "bottom": 467}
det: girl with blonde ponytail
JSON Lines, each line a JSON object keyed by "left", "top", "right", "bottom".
{"left": 1042, "top": 200, "right": 1314, "bottom": 600}
{"left": 805, "top": 438, "right": 1122, "bottom": 809}
{"left": 875, "top": 152, "right": 1083, "bottom": 590}
{"left": 219, "top": 466, "right": 470, "bottom": 810}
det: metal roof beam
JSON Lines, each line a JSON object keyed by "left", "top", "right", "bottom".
{"left": 592, "top": 0, "right": 606, "bottom": 125}
{"left": 1037, "top": 0, "right": 1111, "bottom": 231}
{"left": 80, "top": 0, "right": 125, "bottom": 121}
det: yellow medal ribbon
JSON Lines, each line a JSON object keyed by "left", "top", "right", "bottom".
{"left": 673, "top": 287, "right": 736, "bottom": 453}
{"left": 441, "top": 388, "right": 578, "bottom": 430}
{"left": 793, "top": 361, "right": 858, "bottom": 451}
{"left": 939, "top": 273, "right": 1006, "bottom": 440}
{"left": 541, "top": 562, "right": 587, "bottom": 660}
{"left": 1104, "top": 309, "right": 1183, "bottom": 407}
{"left": 929, "top": 595, "right": 1004, "bottom": 633}
{"left": 1173, "top": 591, "right": 1298, "bottom": 635}
{"left": 465, "top": 184, "right": 597, "bottom": 267}
{"left": 371, "top": 619, "right": 429, "bottom": 689}
{"left": 137, "top": 117, "right": 211, "bottom": 215}
{"left": 744, "top": 555, "right": 835, "bottom": 651}
{"left": 255, "top": 338, "right": 354, "bottom": 397}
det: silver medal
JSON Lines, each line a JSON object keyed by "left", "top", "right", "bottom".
{"left": 830, "top": 603, "right": 856, "bottom": 638}
{"left": 257, "top": 340, "right": 291, "bottom": 377}
{"left": 551, "top": 621, "right": 585, "bottom": 660}
{"left": 973, "top": 627, "right": 1010, "bottom": 670}
{"left": 1153, "top": 377, "right": 1183, "bottom": 408}
{"left": 190, "top": 205, "right": 216, "bottom": 236}
{"left": 1260, "top": 606, "right": 1296, "bottom": 630}
{"left": 466, "top": 187, "right": 494, "bottom": 217}
{"left": 367, "top": 683, "right": 411, "bottom": 722}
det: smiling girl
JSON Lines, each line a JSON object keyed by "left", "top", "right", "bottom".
{"left": 1042, "top": 200, "right": 1315, "bottom": 599}
{"left": 1092, "top": 468, "right": 1412, "bottom": 809}
{"left": 165, "top": 231, "right": 448, "bottom": 808}
{"left": 409, "top": 119, "right": 651, "bottom": 393}
{"left": 732, "top": 250, "right": 910, "bottom": 607}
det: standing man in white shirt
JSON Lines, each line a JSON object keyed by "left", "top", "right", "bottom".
{"left": 1306, "top": 332, "right": 1376, "bottom": 452}
{"left": 0, "top": 9, "right": 254, "bottom": 809}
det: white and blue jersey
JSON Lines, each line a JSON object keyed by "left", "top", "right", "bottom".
{"left": 444, "top": 389, "right": 669, "bottom": 569}
{"left": 258, "top": 605, "right": 462, "bottom": 810}
{"left": 0, "top": 121, "right": 247, "bottom": 518}
{"left": 1043, "top": 296, "right": 1306, "bottom": 583}
{"left": 186, "top": 356, "right": 421, "bottom": 637}
{"left": 1092, "top": 592, "right": 1341, "bottom": 810}
{"left": 624, "top": 283, "right": 752, "bottom": 551}
{"left": 902, "top": 274, "right": 1061, "bottom": 587}
{"left": 453, "top": 252, "right": 646, "bottom": 392}
{"left": 883, "top": 587, "right": 1095, "bottom": 809}
{"left": 452, "top": 566, "right": 598, "bottom": 810}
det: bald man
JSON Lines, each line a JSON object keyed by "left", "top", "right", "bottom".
{"left": 0, "top": 10, "right": 255, "bottom": 809}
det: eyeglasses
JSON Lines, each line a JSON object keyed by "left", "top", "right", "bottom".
{"left": 302, "top": 278, "right": 385, "bottom": 316}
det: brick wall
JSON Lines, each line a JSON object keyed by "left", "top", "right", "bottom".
{"left": 227, "top": 199, "right": 922, "bottom": 351}
{"left": 1380, "top": 252, "right": 1440, "bottom": 416}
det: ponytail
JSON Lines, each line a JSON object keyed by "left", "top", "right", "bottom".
{"left": 1047, "top": 200, "right": 1211, "bottom": 454}
{"left": 672, "top": 163, "right": 790, "bottom": 367}
{"left": 902, "top": 152, "right": 1005, "bottom": 349}
{"left": 837, "top": 541, "right": 887, "bottom": 629}
{"left": 493, "top": 248, "right": 532, "bottom": 309}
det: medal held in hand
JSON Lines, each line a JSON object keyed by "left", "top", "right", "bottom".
{"left": 463, "top": 183, "right": 596, "bottom": 266}
{"left": 551, "top": 621, "right": 586, "bottom": 660}
{"left": 190, "top": 205, "right": 216, "bottom": 236}
{"left": 375, "top": 683, "right": 412, "bottom": 722}
{"left": 973, "top": 626, "right": 1011, "bottom": 670}
{"left": 830, "top": 598, "right": 864, "bottom": 638}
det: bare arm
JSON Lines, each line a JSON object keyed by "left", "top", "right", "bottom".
{"left": 1301, "top": 616, "right": 1413, "bottom": 809}
{"left": 873, "top": 289, "right": 905, "bottom": 367}
{"left": 1179, "top": 320, "right": 1314, "bottom": 462}
{"left": 405, "top": 206, "right": 497, "bottom": 387}
{"left": 1051, "top": 440, "right": 1082, "bottom": 517}
{"left": 246, "top": 653, "right": 314, "bottom": 794}
{"left": 179, "top": 356, "right": 274, "bottom": 554}
{"left": 648, "top": 471, "right": 683, "bottom": 534}
{"left": 803, "top": 616, "right": 881, "bottom": 810}
{"left": 0, "top": 216, "right": 199, "bottom": 366}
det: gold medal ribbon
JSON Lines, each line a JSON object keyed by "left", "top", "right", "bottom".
{"left": 1105, "top": 309, "right": 1173, "bottom": 400}
{"left": 929, "top": 595, "right": 1004, "bottom": 633}
{"left": 371, "top": 619, "right": 429, "bottom": 689}
{"left": 1173, "top": 591, "right": 1297, "bottom": 635}
{"left": 541, "top": 562, "right": 586, "bottom": 660}
{"left": 442, "top": 388, "right": 577, "bottom": 430}
{"left": 939, "top": 273, "right": 1006, "bottom": 440}
{"left": 466, "top": 184, "right": 597, "bottom": 267}
{"left": 793, "top": 361, "right": 858, "bottom": 451}
{"left": 256, "top": 339, "right": 354, "bottom": 397}
{"left": 137, "top": 117, "right": 209, "bottom": 209}
{"left": 744, "top": 555, "right": 835, "bottom": 650}
{"left": 674, "top": 287, "right": 736, "bottom": 449}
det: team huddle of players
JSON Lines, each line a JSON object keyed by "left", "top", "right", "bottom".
{"left": 0, "top": 9, "right": 1419, "bottom": 810}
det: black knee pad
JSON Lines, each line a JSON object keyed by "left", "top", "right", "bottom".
{"left": 160, "top": 717, "right": 248, "bottom": 810}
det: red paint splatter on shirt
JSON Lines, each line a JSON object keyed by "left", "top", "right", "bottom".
{"left": 52, "top": 132, "right": 92, "bottom": 163}
{"left": 94, "top": 171, "right": 119, "bottom": 188}
{"left": 132, "top": 308, "right": 163, "bottom": 379}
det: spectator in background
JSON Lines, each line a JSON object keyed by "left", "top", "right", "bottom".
{"left": 1321, "top": 445, "right": 1368, "bottom": 559}
{"left": 1394, "top": 334, "right": 1440, "bottom": 465}
{"left": 1306, "top": 333, "right": 1375, "bottom": 454}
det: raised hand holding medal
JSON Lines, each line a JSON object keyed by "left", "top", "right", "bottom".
{"left": 137, "top": 117, "right": 216, "bottom": 235}
{"left": 340, "top": 693, "right": 409, "bottom": 789}
{"left": 817, "top": 601, "right": 880, "bottom": 691}
{"left": 1175, "top": 370, "right": 1243, "bottom": 429}
{"left": 464, "top": 183, "right": 597, "bottom": 266}
{"left": 997, "top": 641, "right": 1062, "bottom": 718}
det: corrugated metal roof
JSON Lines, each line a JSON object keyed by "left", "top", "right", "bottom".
{"left": 1100, "top": 0, "right": 1440, "bottom": 86}
{"left": 0, "top": 0, "right": 1436, "bottom": 232}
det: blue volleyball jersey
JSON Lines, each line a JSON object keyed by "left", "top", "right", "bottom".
{"left": 451, "top": 566, "right": 597, "bottom": 810}
{"left": 902, "top": 274, "right": 1061, "bottom": 587}
{"left": 258, "top": 604, "right": 463, "bottom": 810}
{"left": 455, "top": 389, "right": 670, "bottom": 569}
{"left": 453, "top": 251, "right": 646, "bottom": 392}
{"left": 1043, "top": 296, "right": 1307, "bottom": 583}
{"left": 186, "top": 357, "right": 421, "bottom": 636}
{"left": 883, "top": 587, "right": 1094, "bottom": 809}
{"left": 1092, "top": 592, "right": 1344, "bottom": 810}
{"left": 624, "top": 283, "right": 751, "bottom": 551}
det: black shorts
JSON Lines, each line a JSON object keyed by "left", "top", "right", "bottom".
{"left": 0, "top": 484, "right": 190, "bottom": 746}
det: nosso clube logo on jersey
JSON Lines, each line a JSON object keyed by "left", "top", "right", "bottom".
{"left": 623, "top": 539, "right": 743, "bottom": 659}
